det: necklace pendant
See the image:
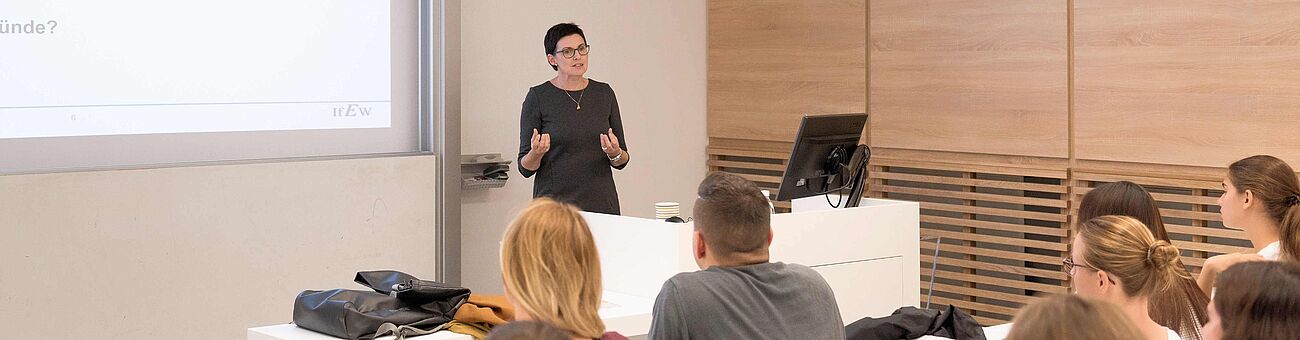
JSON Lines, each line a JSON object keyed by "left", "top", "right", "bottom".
{"left": 576, "top": 105, "right": 582, "bottom": 111}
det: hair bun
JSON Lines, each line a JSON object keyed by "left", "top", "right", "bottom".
{"left": 1147, "top": 241, "right": 1181, "bottom": 269}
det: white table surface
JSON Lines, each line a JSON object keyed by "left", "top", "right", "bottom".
{"left": 248, "top": 291, "right": 653, "bottom": 340}
{"left": 916, "top": 322, "right": 1010, "bottom": 340}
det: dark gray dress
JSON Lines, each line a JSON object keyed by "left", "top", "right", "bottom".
{"left": 518, "top": 80, "right": 628, "bottom": 215}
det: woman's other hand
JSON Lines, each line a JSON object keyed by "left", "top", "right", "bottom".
{"left": 599, "top": 128, "right": 621, "bottom": 158}
{"left": 530, "top": 128, "right": 552, "bottom": 156}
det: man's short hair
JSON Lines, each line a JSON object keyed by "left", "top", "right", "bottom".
{"left": 485, "top": 321, "right": 571, "bottom": 340}
{"left": 693, "top": 171, "right": 772, "bottom": 257}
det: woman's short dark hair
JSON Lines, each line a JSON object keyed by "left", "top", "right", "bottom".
{"left": 544, "top": 23, "right": 585, "bottom": 71}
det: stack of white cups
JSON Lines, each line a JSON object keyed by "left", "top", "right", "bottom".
{"left": 655, "top": 201, "right": 681, "bottom": 220}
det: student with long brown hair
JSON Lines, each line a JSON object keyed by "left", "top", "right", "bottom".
{"left": 499, "top": 198, "right": 625, "bottom": 340}
{"left": 1201, "top": 261, "right": 1300, "bottom": 340}
{"left": 1005, "top": 294, "right": 1145, "bottom": 340}
{"left": 1198, "top": 155, "right": 1300, "bottom": 295}
{"left": 1077, "top": 181, "right": 1209, "bottom": 339}
{"left": 1069, "top": 215, "right": 1194, "bottom": 340}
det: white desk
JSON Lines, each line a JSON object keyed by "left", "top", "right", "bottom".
{"left": 247, "top": 291, "right": 653, "bottom": 340}
{"left": 250, "top": 196, "right": 922, "bottom": 338}
{"left": 917, "top": 323, "right": 1011, "bottom": 340}
{"left": 586, "top": 197, "right": 921, "bottom": 324}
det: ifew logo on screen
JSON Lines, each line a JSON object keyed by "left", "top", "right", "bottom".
{"left": 331, "top": 104, "right": 373, "bottom": 117}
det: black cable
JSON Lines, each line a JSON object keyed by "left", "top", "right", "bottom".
{"left": 822, "top": 148, "right": 870, "bottom": 209}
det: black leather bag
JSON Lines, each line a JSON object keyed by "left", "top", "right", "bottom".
{"left": 293, "top": 271, "right": 470, "bottom": 340}
{"left": 845, "top": 305, "right": 987, "bottom": 340}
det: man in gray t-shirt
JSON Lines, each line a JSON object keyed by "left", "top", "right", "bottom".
{"left": 648, "top": 172, "right": 844, "bottom": 340}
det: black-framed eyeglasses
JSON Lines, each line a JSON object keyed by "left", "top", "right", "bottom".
{"left": 554, "top": 44, "right": 590, "bottom": 59}
{"left": 1061, "top": 257, "right": 1100, "bottom": 276}
{"left": 1062, "top": 256, "right": 1117, "bottom": 286}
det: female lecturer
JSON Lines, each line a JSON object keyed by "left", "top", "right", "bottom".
{"left": 518, "top": 23, "right": 630, "bottom": 215}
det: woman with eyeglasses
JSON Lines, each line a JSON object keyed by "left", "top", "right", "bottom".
{"left": 517, "top": 23, "right": 631, "bottom": 215}
{"left": 1066, "top": 215, "right": 1195, "bottom": 340}
{"left": 1076, "top": 181, "right": 1209, "bottom": 339}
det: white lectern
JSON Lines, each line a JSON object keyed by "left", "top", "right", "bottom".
{"left": 585, "top": 197, "right": 920, "bottom": 324}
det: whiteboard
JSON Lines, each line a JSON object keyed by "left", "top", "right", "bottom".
{"left": 0, "top": 0, "right": 426, "bottom": 173}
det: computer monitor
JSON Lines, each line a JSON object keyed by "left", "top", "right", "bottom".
{"left": 775, "top": 113, "right": 870, "bottom": 208}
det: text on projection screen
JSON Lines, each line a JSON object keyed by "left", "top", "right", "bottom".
{"left": 0, "top": 0, "right": 391, "bottom": 139}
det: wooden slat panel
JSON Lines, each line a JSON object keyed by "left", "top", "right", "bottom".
{"left": 874, "top": 148, "right": 1071, "bottom": 172}
{"left": 877, "top": 184, "right": 1067, "bottom": 208}
{"left": 1069, "top": 199, "right": 1223, "bottom": 221}
{"left": 1074, "top": 172, "right": 1223, "bottom": 191}
{"left": 729, "top": 172, "right": 783, "bottom": 185}
{"left": 1074, "top": 186, "right": 1220, "bottom": 206}
{"left": 1171, "top": 240, "right": 1252, "bottom": 255}
{"left": 924, "top": 256, "right": 1067, "bottom": 280}
{"left": 873, "top": 156, "right": 1069, "bottom": 323}
{"left": 922, "top": 242, "right": 1063, "bottom": 266}
{"left": 921, "top": 229, "right": 1067, "bottom": 252}
{"left": 875, "top": 171, "right": 1067, "bottom": 193}
{"left": 706, "top": 147, "right": 789, "bottom": 160}
{"left": 926, "top": 269, "right": 1066, "bottom": 295}
{"left": 873, "top": 157, "right": 1067, "bottom": 179}
{"left": 707, "top": 138, "right": 794, "bottom": 153}
{"left": 926, "top": 282, "right": 1044, "bottom": 307}
{"left": 1165, "top": 224, "right": 1246, "bottom": 240}
{"left": 913, "top": 201, "right": 1067, "bottom": 223}
{"left": 1159, "top": 208, "right": 1221, "bottom": 222}
{"left": 1146, "top": 191, "right": 1220, "bottom": 206}
{"left": 928, "top": 296, "right": 1021, "bottom": 318}
{"left": 1074, "top": 160, "right": 1227, "bottom": 183}
{"left": 1074, "top": 1, "right": 1300, "bottom": 168}
{"left": 706, "top": 159, "right": 786, "bottom": 172}
{"left": 923, "top": 215, "right": 1068, "bottom": 237}
{"left": 972, "top": 315, "right": 1009, "bottom": 328}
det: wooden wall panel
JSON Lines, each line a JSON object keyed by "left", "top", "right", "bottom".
{"left": 707, "top": 0, "right": 866, "bottom": 143}
{"left": 707, "top": 0, "right": 1285, "bottom": 323}
{"left": 868, "top": 0, "right": 1068, "bottom": 158}
{"left": 1074, "top": 0, "right": 1300, "bottom": 167}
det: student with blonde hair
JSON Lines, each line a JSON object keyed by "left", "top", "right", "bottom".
{"left": 499, "top": 198, "right": 625, "bottom": 340}
{"left": 1068, "top": 215, "right": 1194, "bottom": 340}
{"left": 1077, "top": 181, "right": 1209, "bottom": 339}
{"left": 1005, "top": 294, "right": 1144, "bottom": 340}
{"left": 1198, "top": 155, "right": 1300, "bottom": 295}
